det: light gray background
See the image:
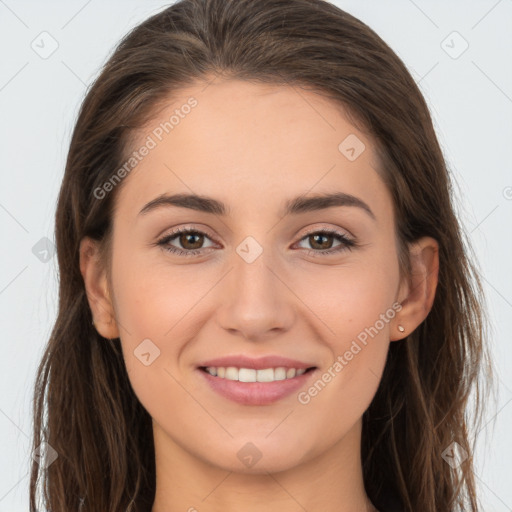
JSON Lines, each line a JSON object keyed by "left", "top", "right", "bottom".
{"left": 1, "top": 0, "right": 511, "bottom": 510}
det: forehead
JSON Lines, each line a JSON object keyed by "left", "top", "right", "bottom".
{"left": 115, "top": 79, "right": 391, "bottom": 222}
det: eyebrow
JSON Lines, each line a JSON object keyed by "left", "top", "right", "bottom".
{"left": 138, "top": 191, "right": 376, "bottom": 220}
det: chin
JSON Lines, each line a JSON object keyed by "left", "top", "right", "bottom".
{"left": 199, "top": 437, "right": 313, "bottom": 475}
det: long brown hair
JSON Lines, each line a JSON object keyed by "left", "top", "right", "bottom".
{"left": 30, "top": 1, "right": 493, "bottom": 510}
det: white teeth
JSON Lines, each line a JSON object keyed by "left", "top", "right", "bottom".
{"left": 225, "top": 367, "right": 239, "bottom": 380}
{"left": 274, "top": 367, "right": 287, "bottom": 380}
{"left": 238, "top": 368, "right": 257, "bottom": 382}
{"left": 203, "top": 366, "right": 310, "bottom": 382}
{"left": 256, "top": 368, "right": 275, "bottom": 382}
{"left": 286, "top": 368, "right": 296, "bottom": 379}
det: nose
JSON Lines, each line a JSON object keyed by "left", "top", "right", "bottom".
{"left": 216, "top": 247, "right": 295, "bottom": 341}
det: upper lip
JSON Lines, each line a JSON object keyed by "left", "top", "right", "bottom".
{"left": 198, "top": 355, "right": 316, "bottom": 370}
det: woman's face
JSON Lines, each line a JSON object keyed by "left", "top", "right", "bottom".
{"left": 88, "top": 78, "right": 415, "bottom": 474}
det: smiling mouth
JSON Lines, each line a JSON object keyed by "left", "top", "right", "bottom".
{"left": 198, "top": 366, "right": 317, "bottom": 383}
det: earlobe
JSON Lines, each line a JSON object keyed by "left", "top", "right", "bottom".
{"left": 391, "top": 236, "right": 439, "bottom": 341}
{"left": 79, "top": 236, "right": 119, "bottom": 339}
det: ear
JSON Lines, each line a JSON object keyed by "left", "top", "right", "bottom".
{"left": 390, "top": 236, "right": 439, "bottom": 341}
{"left": 79, "top": 236, "right": 120, "bottom": 340}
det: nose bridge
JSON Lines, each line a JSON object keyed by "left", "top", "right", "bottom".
{"left": 231, "top": 238, "right": 281, "bottom": 310}
{"left": 234, "top": 241, "right": 276, "bottom": 298}
{"left": 217, "top": 236, "right": 294, "bottom": 339}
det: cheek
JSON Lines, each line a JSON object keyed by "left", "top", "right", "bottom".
{"left": 296, "top": 286, "right": 393, "bottom": 438}
{"left": 110, "top": 249, "right": 216, "bottom": 405}
{"left": 112, "top": 270, "right": 190, "bottom": 424}
{"left": 294, "top": 253, "right": 398, "bottom": 408}
{"left": 111, "top": 245, "right": 203, "bottom": 340}
{"left": 301, "top": 254, "right": 399, "bottom": 343}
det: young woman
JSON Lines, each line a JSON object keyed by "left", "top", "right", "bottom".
{"left": 29, "top": 0, "right": 493, "bottom": 511}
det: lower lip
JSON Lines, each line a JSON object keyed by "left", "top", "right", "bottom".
{"left": 197, "top": 368, "right": 317, "bottom": 406}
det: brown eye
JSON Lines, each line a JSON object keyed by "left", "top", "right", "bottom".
{"left": 296, "top": 229, "right": 357, "bottom": 256}
{"left": 157, "top": 228, "right": 216, "bottom": 256}
{"left": 178, "top": 232, "right": 204, "bottom": 250}
{"left": 308, "top": 233, "right": 335, "bottom": 250}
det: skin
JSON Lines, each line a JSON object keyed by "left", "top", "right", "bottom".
{"left": 80, "top": 77, "right": 439, "bottom": 512}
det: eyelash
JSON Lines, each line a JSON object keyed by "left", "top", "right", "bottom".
{"left": 156, "top": 226, "right": 358, "bottom": 258}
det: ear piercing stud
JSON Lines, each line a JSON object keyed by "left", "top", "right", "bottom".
{"left": 397, "top": 325, "right": 405, "bottom": 333}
